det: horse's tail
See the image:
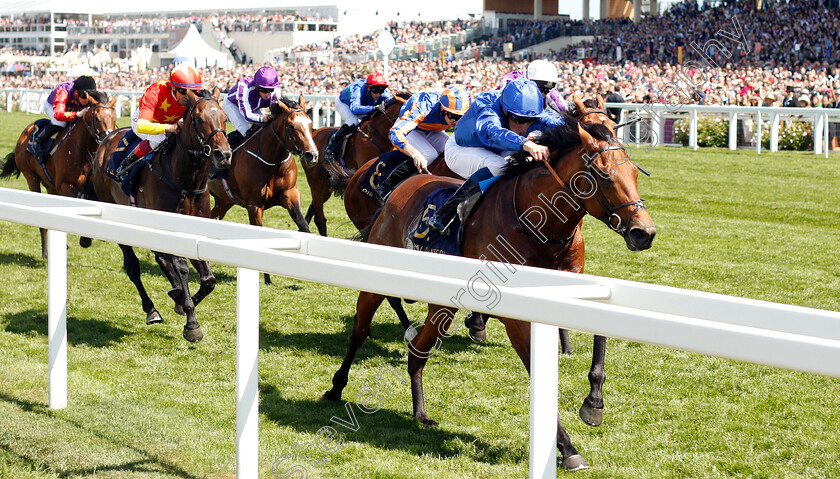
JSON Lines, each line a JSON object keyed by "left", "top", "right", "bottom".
{"left": 355, "top": 204, "right": 385, "bottom": 243}
{"left": 324, "top": 160, "right": 356, "bottom": 198}
{"left": 0, "top": 152, "right": 20, "bottom": 179}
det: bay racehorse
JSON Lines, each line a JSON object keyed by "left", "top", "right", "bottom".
{"left": 303, "top": 94, "right": 409, "bottom": 236}
{"left": 86, "top": 89, "right": 232, "bottom": 342}
{"left": 0, "top": 91, "right": 117, "bottom": 258}
{"left": 322, "top": 114, "right": 656, "bottom": 470}
{"left": 209, "top": 95, "right": 318, "bottom": 284}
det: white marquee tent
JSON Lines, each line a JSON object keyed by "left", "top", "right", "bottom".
{"left": 159, "top": 24, "right": 230, "bottom": 68}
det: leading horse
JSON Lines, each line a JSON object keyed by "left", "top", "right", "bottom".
{"left": 209, "top": 95, "right": 318, "bottom": 284}
{"left": 322, "top": 114, "right": 656, "bottom": 469}
{"left": 303, "top": 94, "right": 409, "bottom": 236}
{"left": 0, "top": 92, "right": 117, "bottom": 258}
{"left": 87, "top": 89, "right": 232, "bottom": 342}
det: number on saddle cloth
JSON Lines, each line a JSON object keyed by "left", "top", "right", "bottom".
{"left": 410, "top": 185, "right": 465, "bottom": 257}
{"left": 358, "top": 149, "right": 410, "bottom": 199}
{"left": 106, "top": 130, "right": 149, "bottom": 196}
{"left": 26, "top": 119, "right": 58, "bottom": 163}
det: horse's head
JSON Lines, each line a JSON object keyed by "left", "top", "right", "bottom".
{"left": 268, "top": 93, "right": 319, "bottom": 168}
{"left": 183, "top": 89, "right": 232, "bottom": 170}
{"left": 82, "top": 91, "right": 117, "bottom": 144}
{"left": 565, "top": 122, "right": 656, "bottom": 251}
{"left": 573, "top": 94, "right": 617, "bottom": 133}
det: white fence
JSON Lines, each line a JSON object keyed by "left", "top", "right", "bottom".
{"left": 2, "top": 186, "right": 840, "bottom": 479}
{"left": 0, "top": 88, "right": 342, "bottom": 129}
{"left": 608, "top": 102, "right": 840, "bottom": 156}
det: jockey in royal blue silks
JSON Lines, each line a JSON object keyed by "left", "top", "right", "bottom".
{"left": 325, "top": 72, "right": 394, "bottom": 163}
{"left": 427, "top": 78, "right": 566, "bottom": 234}
{"left": 372, "top": 85, "right": 472, "bottom": 204}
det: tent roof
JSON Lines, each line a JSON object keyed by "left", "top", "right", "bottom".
{"left": 161, "top": 24, "right": 228, "bottom": 66}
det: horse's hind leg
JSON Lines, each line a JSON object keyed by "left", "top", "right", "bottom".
{"left": 119, "top": 244, "right": 161, "bottom": 324}
{"left": 560, "top": 329, "right": 573, "bottom": 354}
{"left": 579, "top": 335, "right": 606, "bottom": 426}
{"left": 386, "top": 297, "right": 414, "bottom": 339}
{"left": 19, "top": 168, "right": 49, "bottom": 258}
{"left": 188, "top": 259, "right": 216, "bottom": 308}
{"left": 155, "top": 252, "right": 202, "bottom": 342}
{"left": 322, "top": 291, "right": 385, "bottom": 401}
{"left": 407, "top": 305, "right": 456, "bottom": 427}
{"left": 246, "top": 207, "right": 274, "bottom": 285}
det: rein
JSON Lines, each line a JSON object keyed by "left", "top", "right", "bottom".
{"left": 358, "top": 103, "right": 399, "bottom": 153}
{"left": 177, "top": 97, "right": 227, "bottom": 158}
{"left": 82, "top": 104, "right": 115, "bottom": 144}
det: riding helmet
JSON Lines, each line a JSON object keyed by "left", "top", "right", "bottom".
{"left": 73, "top": 75, "right": 97, "bottom": 92}
{"left": 366, "top": 72, "right": 388, "bottom": 88}
{"left": 170, "top": 64, "right": 203, "bottom": 91}
{"left": 254, "top": 66, "right": 280, "bottom": 89}
{"left": 440, "top": 85, "right": 472, "bottom": 115}
{"left": 501, "top": 78, "right": 544, "bottom": 118}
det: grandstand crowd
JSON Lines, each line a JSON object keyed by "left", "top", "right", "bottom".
{"left": 2, "top": 0, "right": 840, "bottom": 109}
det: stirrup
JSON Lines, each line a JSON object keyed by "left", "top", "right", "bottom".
{"left": 427, "top": 213, "right": 455, "bottom": 235}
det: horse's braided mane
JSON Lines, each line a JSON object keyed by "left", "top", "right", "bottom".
{"left": 502, "top": 112, "right": 614, "bottom": 178}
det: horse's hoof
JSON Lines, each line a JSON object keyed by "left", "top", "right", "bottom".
{"left": 468, "top": 327, "right": 486, "bottom": 343}
{"left": 174, "top": 304, "right": 186, "bottom": 316}
{"left": 320, "top": 390, "right": 341, "bottom": 402}
{"left": 561, "top": 454, "right": 589, "bottom": 471}
{"left": 264, "top": 273, "right": 272, "bottom": 285}
{"left": 146, "top": 310, "right": 162, "bottom": 325}
{"left": 404, "top": 327, "right": 418, "bottom": 342}
{"left": 579, "top": 404, "right": 603, "bottom": 426}
{"left": 418, "top": 417, "right": 438, "bottom": 428}
{"left": 183, "top": 326, "right": 204, "bottom": 343}
{"left": 79, "top": 237, "right": 91, "bottom": 248}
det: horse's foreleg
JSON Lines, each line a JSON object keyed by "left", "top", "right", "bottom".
{"left": 245, "top": 207, "right": 274, "bottom": 285}
{"left": 119, "top": 244, "right": 160, "bottom": 324}
{"left": 560, "top": 329, "right": 573, "bottom": 354}
{"left": 407, "top": 305, "right": 455, "bottom": 428}
{"left": 579, "top": 335, "right": 606, "bottom": 427}
{"left": 209, "top": 194, "right": 234, "bottom": 220}
{"left": 188, "top": 259, "right": 216, "bottom": 308}
{"left": 322, "top": 292, "right": 384, "bottom": 402}
{"left": 20, "top": 170, "right": 49, "bottom": 258}
{"left": 155, "top": 252, "right": 202, "bottom": 342}
{"left": 287, "top": 191, "right": 311, "bottom": 234}
{"left": 500, "top": 318, "right": 588, "bottom": 469}
{"left": 386, "top": 297, "right": 413, "bottom": 338}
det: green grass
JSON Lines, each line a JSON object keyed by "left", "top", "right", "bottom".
{"left": 1, "top": 110, "right": 839, "bottom": 478}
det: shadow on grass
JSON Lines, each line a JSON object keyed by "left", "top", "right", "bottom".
{"left": 0, "top": 390, "right": 202, "bottom": 479}
{"left": 2, "top": 309, "right": 129, "bottom": 347}
{"left": 0, "top": 250, "right": 45, "bottom": 268}
{"left": 259, "top": 381, "right": 524, "bottom": 466}
{"left": 260, "top": 314, "right": 485, "bottom": 360}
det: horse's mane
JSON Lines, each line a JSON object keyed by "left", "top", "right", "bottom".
{"left": 268, "top": 96, "right": 300, "bottom": 117}
{"left": 502, "top": 113, "right": 614, "bottom": 178}
{"left": 88, "top": 90, "right": 108, "bottom": 104}
{"left": 392, "top": 91, "right": 412, "bottom": 101}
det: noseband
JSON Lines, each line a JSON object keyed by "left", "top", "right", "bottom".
{"left": 179, "top": 96, "right": 227, "bottom": 157}
{"left": 82, "top": 104, "right": 115, "bottom": 144}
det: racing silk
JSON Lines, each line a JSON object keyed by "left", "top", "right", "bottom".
{"left": 498, "top": 70, "right": 526, "bottom": 89}
{"left": 389, "top": 90, "right": 450, "bottom": 152}
{"left": 136, "top": 80, "right": 187, "bottom": 135}
{"left": 226, "top": 77, "right": 280, "bottom": 123}
{"left": 453, "top": 89, "right": 565, "bottom": 155}
{"left": 338, "top": 79, "right": 394, "bottom": 116}
{"left": 47, "top": 80, "right": 85, "bottom": 122}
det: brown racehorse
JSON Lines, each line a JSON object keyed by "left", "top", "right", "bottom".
{"left": 322, "top": 114, "right": 656, "bottom": 470}
{"left": 303, "top": 94, "right": 410, "bottom": 236}
{"left": 86, "top": 89, "right": 232, "bottom": 343}
{"left": 0, "top": 91, "right": 117, "bottom": 258}
{"left": 209, "top": 95, "right": 318, "bottom": 284}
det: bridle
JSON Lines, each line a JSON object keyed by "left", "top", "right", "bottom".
{"left": 81, "top": 103, "right": 115, "bottom": 144}
{"left": 358, "top": 99, "right": 400, "bottom": 153}
{"left": 269, "top": 108, "right": 306, "bottom": 158}
{"left": 178, "top": 96, "right": 227, "bottom": 158}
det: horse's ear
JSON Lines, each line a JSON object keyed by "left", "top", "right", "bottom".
{"left": 577, "top": 122, "right": 601, "bottom": 154}
{"left": 595, "top": 94, "right": 605, "bottom": 110}
{"left": 108, "top": 95, "right": 118, "bottom": 107}
{"left": 573, "top": 94, "right": 586, "bottom": 115}
{"left": 185, "top": 89, "right": 198, "bottom": 106}
{"left": 298, "top": 93, "right": 305, "bottom": 109}
{"left": 212, "top": 87, "right": 221, "bottom": 101}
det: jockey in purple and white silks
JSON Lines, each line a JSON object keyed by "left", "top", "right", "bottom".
{"left": 222, "top": 66, "right": 282, "bottom": 136}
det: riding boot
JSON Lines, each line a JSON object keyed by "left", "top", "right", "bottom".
{"left": 427, "top": 177, "right": 482, "bottom": 235}
{"left": 227, "top": 130, "right": 245, "bottom": 150}
{"left": 374, "top": 159, "right": 417, "bottom": 206}
{"left": 33, "top": 123, "right": 62, "bottom": 159}
{"left": 325, "top": 123, "right": 354, "bottom": 164}
{"left": 115, "top": 140, "right": 152, "bottom": 182}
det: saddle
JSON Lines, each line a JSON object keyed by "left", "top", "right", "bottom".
{"left": 26, "top": 119, "right": 61, "bottom": 164}
{"left": 410, "top": 186, "right": 465, "bottom": 257}
{"left": 358, "top": 150, "right": 410, "bottom": 200}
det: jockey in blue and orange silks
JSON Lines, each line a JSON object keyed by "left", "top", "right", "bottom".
{"left": 221, "top": 66, "right": 282, "bottom": 146}
{"left": 372, "top": 85, "right": 472, "bottom": 204}
{"left": 324, "top": 72, "right": 394, "bottom": 163}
